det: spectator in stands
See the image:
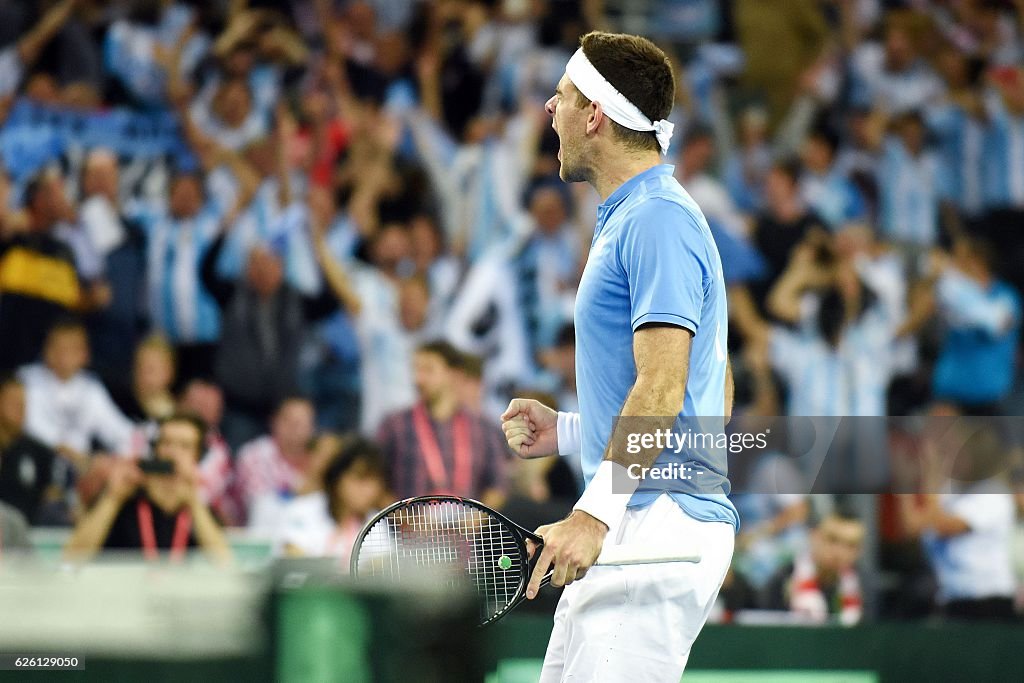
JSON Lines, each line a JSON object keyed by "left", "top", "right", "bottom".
{"left": 763, "top": 509, "right": 866, "bottom": 625}
{"left": 732, "top": 449, "right": 810, "bottom": 591}
{"left": 730, "top": 160, "right": 827, "bottom": 339}
{"left": 900, "top": 427, "right": 1018, "bottom": 621}
{"left": 114, "top": 335, "right": 177, "bottom": 424}
{"left": 451, "top": 351, "right": 486, "bottom": 417}
{"left": 928, "top": 47, "right": 987, "bottom": 221}
{"left": 674, "top": 124, "right": 748, "bottom": 238}
{"left": 0, "top": 172, "right": 85, "bottom": 372}
{"left": 80, "top": 148, "right": 149, "bottom": 392}
{"left": 848, "top": 11, "right": 945, "bottom": 115}
{"left": 748, "top": 240, "right": 901, "bottom": 416}
{"left": 446, "top": 180, "right": 579, "bottom": 413}
{"left": 178, "top": 378, "right": 238, "bottom": 526}
{"left": 800, "top": 126, "right": 867, "bottom": 230}
{"left": 18, "top": 319, "right": 133, "bottom": 473}
{"left": 64, "top": 413, "right": 231, "bottom": 565}
{"left": 928, "top": 238, "right": 1020, "bottom": 413}
{"left": 0, "top": 375, "right": 56, "bottom": 525}
{"left": 201, "top": 190, "right": 361, "bottom": 450}
{"left": 0, "top": 0, "right": 78, "bottom": 100}
{"left": 347, "top": 222, "right": 418, "bottom": 435}
{"left": 235, "top": 396, "right": 318, "bottom": 529}
{"left": 877, "top": 110, "right": 942, "bottom": 247}
{"left": 377, "top": 341, "right": 508, "bottom": 508}
{"left": 130, "top": 70, "right": 263, "bottom": 383}
{"left": 277, "top": 436, "right": 390, "bottom": 570}
{"left": 409, "top": 213, "right": 460, "bottom": 337}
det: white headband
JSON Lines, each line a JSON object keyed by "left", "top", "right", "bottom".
{"left": 565, "top": 48, "right": 674, "bottom": 155}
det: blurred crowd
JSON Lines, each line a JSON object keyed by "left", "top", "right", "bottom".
{"left": 1, "top": 0, "right": 1024, "bottom": 625}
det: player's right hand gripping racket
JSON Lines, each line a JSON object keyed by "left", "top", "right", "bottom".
{"left": 350, "top": 495, "right": 701, "bottom": 627}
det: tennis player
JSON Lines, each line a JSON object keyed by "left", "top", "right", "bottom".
{"left": 501, "top": 32, "right": 738, "bottom": 681}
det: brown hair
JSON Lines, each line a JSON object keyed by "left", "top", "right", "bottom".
{"left": 574, "top": 32, "right": 675, "bottom": 153}
{"left": 158, "top": 412, "right": 208, "bottom": 461}
{"left": 416, "top": 340, "right": 464, "bottom": 369}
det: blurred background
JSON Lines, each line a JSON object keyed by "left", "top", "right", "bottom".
{"left": 0, "top": 0, "right": 1023, "bottom": 681}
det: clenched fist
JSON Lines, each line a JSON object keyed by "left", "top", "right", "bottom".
{"left": 500, "top": 398, "right": 559, "bottom": 459}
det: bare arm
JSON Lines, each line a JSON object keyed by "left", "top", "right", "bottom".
{"left": 64, "top": 461, "right": 141, "bottom": 562}
{"left": 766, "top": 244, "right": 832, "bottom": 324}
{"left": 310, "top": 211, "right": 362, "bottom": 316}
{"left": 525, "top": 324, "right": 694, "bottom": 597}
{"left": 63, "top": 494, "right": 124, "bottom": 562}
{"left": 188, "top": 496, "right": 233, "bottom": 565}
{"left": 897, "top": 495, "right": 971, "bottom": 538}
{"left": 274, "top": 104, "right": 294, "bottom": 207}
{"left": 17, "top": 0, "right": 77, "bottom": 68}
{"left": 729, "top": 285, "right": 768, "bottom": 344}
{"left": 603, "top": 324, "right": 692, "bottom": 471}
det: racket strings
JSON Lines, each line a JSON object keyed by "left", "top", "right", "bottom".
{"left": 353, "top": 500, "right": 524, "bottom": 622}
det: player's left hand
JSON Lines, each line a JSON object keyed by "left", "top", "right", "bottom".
{"left": 525, "top": 511, "right": 608, "bottom": 598}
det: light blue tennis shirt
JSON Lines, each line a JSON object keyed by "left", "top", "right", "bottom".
{"left": 574, "top": 164, "right": 739, "bottom": 529}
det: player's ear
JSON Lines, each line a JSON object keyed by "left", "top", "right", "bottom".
{"left": 587, "top": 101, "right": 603, "bottom": 136}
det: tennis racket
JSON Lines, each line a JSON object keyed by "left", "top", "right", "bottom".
{"left": 349, "top": 495, "right": 702, "bottom": 627}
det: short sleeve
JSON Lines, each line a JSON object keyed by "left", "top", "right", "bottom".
{"left": 619, "top": 198, "right": 710, "bottom": 334}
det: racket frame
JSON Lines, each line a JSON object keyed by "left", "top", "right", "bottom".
{"left": 349, "top": 495, "right": 545, "bottom": 626}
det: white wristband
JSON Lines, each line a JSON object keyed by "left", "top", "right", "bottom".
{"left": 573, "top": 460, "right": 637, "bottom": 531}
{"left": 556, "top": 411, "right": 582, "bottom": 456}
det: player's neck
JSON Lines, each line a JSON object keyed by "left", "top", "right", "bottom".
{"left": 591, "top": 151, "right": 663, "bottom": 202}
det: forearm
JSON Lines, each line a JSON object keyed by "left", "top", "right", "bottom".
{"left": 18, "top": 0, "right": 74, "bottom": 67}
{"left": 220, "top": 150, "right": 261, "bottom": 214}
{"left": 574, "top": 376, "right": 683, "bottom": 528}
{"left": 189, "top": 498, "right": 233, "bottom": 566}
{"left": 313, "top": 234, "right": 361, "bottom": 315}
{"left": 899, "top": 496, "right": 969, "bottom": 537}
{"left": 728, "top": 286, "right": 767, "bottom": 342}
{"left": 937, "top": 271, "right": 1014, "bottom": 334}
{"left": 767, "top": 271, "right": 810, "bottom": 323}
{"left": 64, "top": 494, "right": 122, "bottom": 561}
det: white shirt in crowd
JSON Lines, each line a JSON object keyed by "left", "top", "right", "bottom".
{"left": 923, "top": 483, "right": 1017, "bottom": 604}
{"left": 80, "top": 194, "right": 128, "bottom": 259}
{"left": 769, "top": 299, "right": 898, "bottom": 417}
{"left": 235, "top": 435, "right": 307, "bottom": 532}
{"left": 274, "top": 492, "right": 389, "bottom": 573}
{"left": 350, "top": 264, "right": 416, "bottom": 436}
{"left": 18, "top": 363, "right": 134, "bottom": 455}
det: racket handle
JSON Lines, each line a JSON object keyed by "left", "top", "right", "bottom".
{"left": 593, "top": 542, "right": 702, "bottom": 565}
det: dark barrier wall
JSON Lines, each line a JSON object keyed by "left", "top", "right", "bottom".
{"left": 487, "top": 616, "right": 1024, "bottom": 683}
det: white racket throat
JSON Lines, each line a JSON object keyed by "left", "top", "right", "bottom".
{"left": 593, "top": 542, "right": 702, "bottom": 566}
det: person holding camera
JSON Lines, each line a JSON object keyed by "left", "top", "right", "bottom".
{"left": 64, "top": 414, "right": 232, "bottom": 565}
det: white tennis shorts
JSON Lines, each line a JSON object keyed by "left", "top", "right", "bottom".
{"left": 539, "top": 494, "right": 735, "bottom": 682}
